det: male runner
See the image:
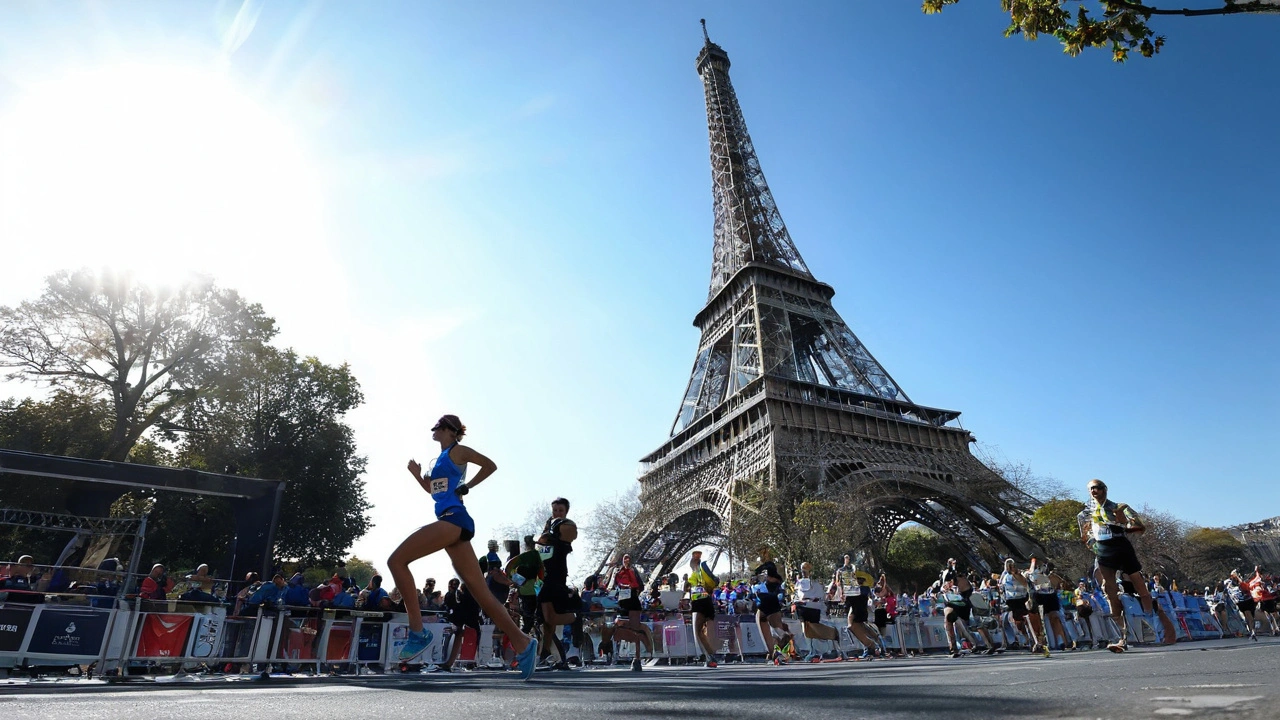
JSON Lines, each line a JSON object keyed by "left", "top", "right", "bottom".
{"left": 685, "top": 551, "right": 721, "bottom": 667}
{"left": 505, "top": 535, "right": 544, "bottom": 634}
{"left": 832, "top": 555, "right": 882, "bottom": 658}
{"left": 537, "top": 512, "right": 579, "bottom": 668}
{"left": 1076, "top": 478, "right": 1170, "bottom": 652}
{"left": 794, "top": 562, "right": 841, "bottom": 661}
{"left": 752, "top": 547, "right": 795, "bottom": 664}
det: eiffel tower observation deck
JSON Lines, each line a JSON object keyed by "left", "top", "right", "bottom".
{"left": 620, "top": 23, "right": 1041, "bottom": 578}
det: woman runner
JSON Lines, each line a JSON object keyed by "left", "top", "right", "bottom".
{"left": 386, "top": 414, "right": 538, "bottom": 678}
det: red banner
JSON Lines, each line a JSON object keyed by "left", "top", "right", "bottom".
{"left": 325, "top": 624, "right": 352, "bottom": 661}
{"left": 136, "top": 614, "right": 194, "bottom": 658}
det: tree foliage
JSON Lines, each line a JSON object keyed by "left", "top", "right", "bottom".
{"left": 177, "top": 346, "right": 370, "bottom": 565}
{"left": 0, "top": 270, "right": 276, "bottom": 461}
{"left": 883, "top": 526, "right": 955, "bottom": 593}
{"left": 923, "top": 1, "right": 1279, "bottom": 62}
{"left": 0, "top": 272, "right": 371, "bottom": 572}
{"left": 1027, "top": 497, "right": 1087, "bottom": 544}
{"left": 582, "top": 485, "right": 642, "bottom": 572}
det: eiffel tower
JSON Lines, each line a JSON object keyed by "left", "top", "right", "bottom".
{"left": 622, "top": 23, "right": 1041, "bottom": 578}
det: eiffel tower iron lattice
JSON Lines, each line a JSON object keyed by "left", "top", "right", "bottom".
{"left": 615, "top": 24, "right": 1042, "bottom": 581}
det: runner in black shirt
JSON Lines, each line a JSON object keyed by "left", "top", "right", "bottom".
{"left": 752, "top": 547, "right": 795, "bottom": 664}
{"left": 537, "top": 514, "right": 578, "bottom": 668}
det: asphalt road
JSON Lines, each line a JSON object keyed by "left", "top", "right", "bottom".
{"left": 2, "top": 637, "right": 1277, "bottom": 719}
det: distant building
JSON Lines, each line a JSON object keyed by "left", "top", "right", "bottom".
{"left": 1226, "top": 516, "right": 1280, "bottom": 568}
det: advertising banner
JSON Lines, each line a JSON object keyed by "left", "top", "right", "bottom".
{"left": 278, "top": 616, "right": 321, "bottom": 660}
{"left": 189, "top": 610, "right": 226, "bottom": 659}
{"left": 28, "top": 608, "right": 111, "bottom": 656}
{"left": 357, "top": 622, "right": 383, "bottom": 661}
{"left": 325, "top": 622, "right": 353, "bottom": 661}
{"left": 387, "top": 622, "right": 450, "bottom": 664}
{"left": 738, "top": 620, "right": 768, "bottom": 654}
{"left": 0, "top": 605, "right": 34, "bottom": 653}
{"left": 136, "top": 614, "right": 194, "bottom": 658}
{"left": 713, "top": 614, "right": 741, "bottom": 656}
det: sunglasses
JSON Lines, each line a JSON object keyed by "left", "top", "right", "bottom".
{"left": 433, "top": 420, "right": 459, "bottom": 433}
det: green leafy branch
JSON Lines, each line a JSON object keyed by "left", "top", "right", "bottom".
{"left": 923, "top": 1, "right": 1280, "bottom": 61}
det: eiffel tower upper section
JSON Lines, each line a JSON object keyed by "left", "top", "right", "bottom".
{"left": 670, "top": 23, "right": 956, "bottom": 438}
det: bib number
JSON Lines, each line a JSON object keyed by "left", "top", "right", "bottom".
{"left": 511, "top": 572, "right": 526, "bottom": 588}
{"left": 943, "top": 592, "right": 964, "bottom": 605}
{"left": 1093, "top": 524, "right": 1114, "bottom": 541}
{"left": 845, "top": 586, "right": 864, "bottom": 598}
{"left": 618, "top": 588, "right": 632, "bottom": 600}
{"left": 430, "top": 477, "right": 449, "bottom": 494}
{"left": 693, "top": 585, "right": 705, "bottom": 596}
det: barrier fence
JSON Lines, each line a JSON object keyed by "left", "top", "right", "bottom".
{"left": 0, "top": 587, "right": 1259, "bottom": 677}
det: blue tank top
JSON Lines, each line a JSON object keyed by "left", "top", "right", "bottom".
{"left": 428, "top": 444, "right": 466, "bottom": 516}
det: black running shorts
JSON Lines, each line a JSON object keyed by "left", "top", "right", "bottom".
{"left": 797, "top": 605, "right": 822, "bottom": 624}
{"left": 1006, "top": 597, "right": 1030, "bottom": 620}
{"left": 691, "top": 597, "right": 716, "bottom": 617}
{"left": 617, "top": 593, "right": 642, "bottom": 613}
{"left": 1033, "top": 591, "right": 1061, "bottom": 613}
{"left": 874, "top": 608, "right": 888, "bottom": 628}
{"left": 847, "top": 601, "right": 869, "bottom": 624}
{"left": 943, "top": 603, "right": 971, "bottom": 624}
{"left": 1076, "top": 603, "right": 1093, "bottom": 619}
{"left": 757, "top": 593, "right": 782, "bottom": 617}
{"left": 541, "top": 583, "right": 577, "bottom": 615}
{"left": 1261, "top": 599, "right": 1277, "bottom": 614}
{"left": 1236, "top": 598, "right": 1257, "bottom": 613}
{"left": 1095, "top": 538, "right": 1142, "bottom": 576}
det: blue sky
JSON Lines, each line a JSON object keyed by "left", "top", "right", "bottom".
{"left": 1, "top": 2, "right": 1276, "bottom": 583}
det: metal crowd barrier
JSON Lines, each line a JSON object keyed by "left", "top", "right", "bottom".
{"left": 0, "top": 590, "right": 1258, "bottom": 677}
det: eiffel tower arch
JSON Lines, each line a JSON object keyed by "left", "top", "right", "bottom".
{"left": 619, "top": 25, "right": 1042, "bottom": 580}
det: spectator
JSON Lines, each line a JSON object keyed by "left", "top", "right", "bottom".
{"left": 138, "top": 564, "right": 175, "bottom": 600}
{"left": 481, "top": 540, "right": 511, "bottom": 604}
{"left": 1, "top": 554, "right": 44, "bottom": 603}
{"left": 245, "top": 573, "right": 288, "bottom": 613}
{"left": 363, "top": 574, "right": 390, "bottom": 610}
{"left": 335, "top": 561, "right": 356, "bottom": 591}
{"left": 283, "top": 572, "right": 310, "bottom": 606}
{"left": 180, "top": 564, "right": 220, "bottom": 604}
{"left": 234, "top": 573, "right": 262, "bottom": 615}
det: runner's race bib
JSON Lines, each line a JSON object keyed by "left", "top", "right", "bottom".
{"left": 693, "top": 585, "right": 706, "bottom": 596}
{"left": 943, "top": 592, "right": 965, "bottom": 605}
{"left": 511, "top": 572, "right": 526, "bottom": 587}
{"left": 1093, "top": 524, "right": 1114, "bottom": 542}
{"left": 618, "top": 588, "right": 632, "bottom": 600}
{"left": 430, "top": 476, "right": 449, "bottom": 494}
{"left": 845, "top": 585, "right": 865, "bottom": 598}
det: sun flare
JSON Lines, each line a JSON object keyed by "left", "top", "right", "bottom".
{"left": 0, "top": 63, "right": 328, "bottom": 292}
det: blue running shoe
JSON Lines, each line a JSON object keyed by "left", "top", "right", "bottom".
{"left": 515, "top": 638, "right": 538, "bottom": 681}
{"left": 399, "top": 628, "right": 433, "bottom": 662}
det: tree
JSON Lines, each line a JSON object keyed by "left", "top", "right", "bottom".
{"left": 883, "top": 526, "right": 954, "bottom": 592}
{"left": 1180, "top": 527, "right": 1246, "bottom": 587}
{"left": 177, "top": 345, "right": 370, "bottom": 565}
{"left": 493, "top": 499, "right": 557, "bottom": 550}
{"left": 1027, "top": 497, "right": 1087, "bottom": 544}
{"left": 974, "top": 444, "right": 1070, "bottom": 505}
{"left": 0, "top": 269, "right": 276, "bottom": 461}
{"left": 923, "top": 1, "right": 1280, "bottom": 62}
{"left": 582, "top": 486, "right": 642, "bottom": 571}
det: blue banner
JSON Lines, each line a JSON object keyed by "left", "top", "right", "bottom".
{"left": 26, "top": 608, "right": 110, "bottom": 656}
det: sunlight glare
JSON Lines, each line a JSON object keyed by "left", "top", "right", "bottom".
{"left": 0, "top": 63, "right": 336, "bottom": 302}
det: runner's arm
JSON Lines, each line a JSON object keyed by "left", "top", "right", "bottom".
{"left": 451, "top": 445, "right": 497, "bottom": 490}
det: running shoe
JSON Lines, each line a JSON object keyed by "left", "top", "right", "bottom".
{"left": 1106, "top": 641, "right": 1127, "bottom": 654}
{"left": 985, "top": 647, "right": 997, "bottom": 656}
{"left": 949, "top": 648, "right": 961, "bottom": 659}
{"left": 515, "top": 638, "right": 539, "bottom": 680}
{"left": 859, "top": 649, "right": 874, "bottom": 660}
{"left": 706, "top": 658, "right": 718, "bottom": 668}
{"left": 631, "top": 657, "right": 642, "bottom": 672}
{"left": 398, "top": 628, "right": 433, "bottom": 662}
{"left": 1042, "top": 644, "right": 1051, "bottom": 658}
